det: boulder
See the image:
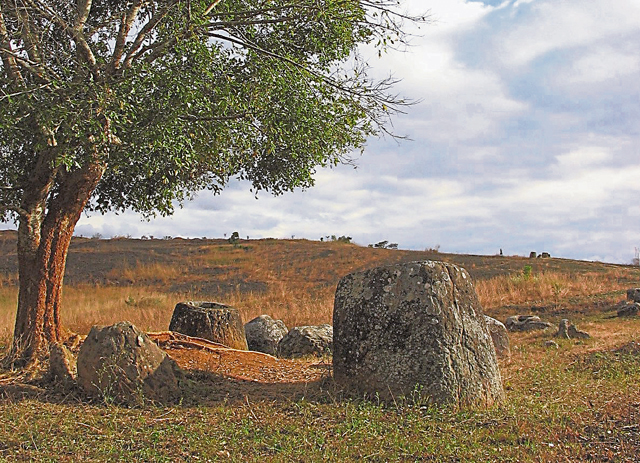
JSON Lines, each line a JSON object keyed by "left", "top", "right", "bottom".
{"left": 169, "top": 301, "right": 248, "bottom": 350}
{"left": 544, "top": 340, "right": 559, "bottom": 349}
{"left": 48, "top": 342, "right": 77, "bottom": 385}
{"left": 505, "top": 315, "right": 553, "bottom": 332}
{"left": 484, "top": 316, "right": 511, "bottom": 358}
{"left": 617, "top": 302, "right": 640, "bottom": 317}
{"left": 333, "top": 261, "right": 504, "bottom": 407}
{"left": 244, "top": 315, "right": 288, "bottom": 355}
{"left": 555, "top": 319, "right": 590, "bottom": 339}
{"left": 277, "top": 325, "right": 333, "bottom": 358}
{"left": 77, "top": 321, "right": 181, "bottom": 405}
{"left": 627, "top": 288, "right": 640, "bottom": 303}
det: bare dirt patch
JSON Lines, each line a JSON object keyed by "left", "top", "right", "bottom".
{"left": 146, "top": 332, "right": 332, "bottom": 404}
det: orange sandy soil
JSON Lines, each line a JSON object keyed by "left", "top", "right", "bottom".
{"left": 148, "top": 332, "right": 332, "bottom": 403}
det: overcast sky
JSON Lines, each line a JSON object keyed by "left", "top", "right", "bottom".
{"left": 7, "top": 0, "right": 640, "bottom": 263}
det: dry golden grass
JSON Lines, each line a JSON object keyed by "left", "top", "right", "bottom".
{"left": 105, "top": 262, "right": 186, "bottom": 284}
{"left": 0, "top": 237, "right": 638, "bottom": 346}
{"left": 0, "top": 283, "right": 334, "bottom": 345}
{"left": 475, "top": 269, "right": 630, "bottom": 309}
{"left": 59, "top": 286, "right": 182, "bottom": 335}
{"left": 0, "top": 288, "right": 16, "bottom": 345}
{"left": 221, "top": 283, "right": 335, "bottom": 328}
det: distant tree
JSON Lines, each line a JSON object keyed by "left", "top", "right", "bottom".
{"left": 0, "top": 0, "right": 427, "bottom": 367}
{"left": 228, "top": 231, "right": 240, "bottom": 245}
{"left": 327, "top": 235, "right": 352, "bottom": 243}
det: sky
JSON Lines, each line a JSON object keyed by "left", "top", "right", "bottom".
{"left": 7, "top": 0, "right": 640, "bottom": 263}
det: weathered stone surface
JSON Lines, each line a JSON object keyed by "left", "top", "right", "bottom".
{"left": 484, "top": 316, "right": 510, "bottom": 358}
{"left": 556, "top": 319, "right": 590, "bottom": 339}
{"left": 48, "top": 342, "right": 77, "bottom": 385}
{"left": 505, "top": 315, "right": 553, "bottom": 332}
{"left": 568, "top": 324, "right": 590, "bottom": 339}
{"left": 556, "top": 319, "right": 570, "bottom": 339}
{"left": 169, "top": 301, "right": 248, "bottom": 350}
{"left": 617, "top": 302, "right": 640, "bottom": 317}
{"left": 544, "top": 340, "right": 559, "bottom": 349}
{"left": 277, "top": 325, "right": 333, "bottom": 358}
{"left": 244, "top": 315, "right": 288, "bottom": 355}
{"left": 333, "top": 261, "right": 504, "bottom": 407}
{"left": 627, "top": 288, "right": 640, "bottom": 303}
{"left": 77, "top": 321, "right": 181, "bottom": 404}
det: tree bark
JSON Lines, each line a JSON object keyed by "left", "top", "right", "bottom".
{"left": 10, "top": 161, "right": 106, "bottom": 367}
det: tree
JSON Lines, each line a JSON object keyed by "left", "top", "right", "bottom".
{"left": 0, "top": 0, "right": 427, "bottom": 367}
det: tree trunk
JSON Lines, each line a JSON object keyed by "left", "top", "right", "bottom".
{"left": 10, "top": 161, "right": 106, "bottom": 367}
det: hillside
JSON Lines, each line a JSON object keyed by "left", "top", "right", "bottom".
{"left": 1, "top": 230, "right": 633, "bottom": 288}
{"left": 1, "top": 230, "right": 639, "bottom": 337}
{"left": 1, "top": 230, "right": 640, "bottom": 461}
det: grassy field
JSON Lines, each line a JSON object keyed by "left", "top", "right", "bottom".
{"left": 0, "top": 232, "right": 639, "bottom": 461}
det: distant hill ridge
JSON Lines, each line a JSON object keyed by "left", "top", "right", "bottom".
{"left": 0, "top": 230, "right": 634, "bottom": 291}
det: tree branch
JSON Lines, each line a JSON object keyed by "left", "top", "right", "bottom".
{"left": 203, "top": 0, "right": 223, "bottom": 16}
{"left": 178, "top": 112, "right": 249, "bottom": 122}
{"left": 206, "top": 31, "right": 406, "bottom": 112}
{"left": 0, "top": 6, "right": 25, "bottom": 87}
{"left": 74, "top": 0, "right": 93, "bottom": 31}
{"left": 0, "top": 83, "right": 52, "bottom": 101}
{"left": 136, "top": 36, "right": 179, "bottom": 65}
{"left": 0, "top": 204, "right": 28, "bottom": 219}
{"left": 109, "top": 0, "right": 143, "bottom": 74}
{"left": 123, "top": 0, "right": 180, "bottom": 69}
{"left": 0, "top": 47, "right": 51, "bottom": 83}
{"left": 22, "top": 0, "right": 99, "bottom": 78}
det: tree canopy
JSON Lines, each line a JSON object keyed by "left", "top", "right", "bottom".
{"left": 1, "top": 0, "right": 425, "bottom": 220}
{"left": 0, "top": 0, "right": 427, "bottom": 365}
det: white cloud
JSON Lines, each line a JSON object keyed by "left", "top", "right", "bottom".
{"left": 557, "top": 46, "right": 640, "bottom": 86}
{"left": 498, "top": 0, "right": 640, "bottom": 67}
{"left": 552, "top": 147, "right": 612, "bottom": 176}
{"left": 513, "top": 0, "right": 535, "bottom": 7}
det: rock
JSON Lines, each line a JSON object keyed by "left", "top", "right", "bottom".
{"left": 617, "top": 303, "right": 640, "bottom": 317}
{"left": 484, "top": 316, "right": 511, "bottom": 358}
{"left": 568, "top": 324, "right": 590, "bottom": 339}
{"left": 505, "top": 315, "right": 553, "bottom": 332}
{"left": 169, "top": 301, "right": 248, "bottom": 350}
{"left": 333, "top": 261, "right": 504, "bottom": 407}
{"left": 529, "top": 252, "right": 537, "bottom": 259}
{"left": 244, "top": 315, "right": 288, "bottom": 355}
{"left": 556, "top": 319, "right": 590, "bottom": 339}
{"left": 48, "top": 342, "right": 77, "bottom": 385}
{"left": 627, "top": 288, "right": 640, "bottom": 303}
{"left": 77, "top": 321, "right": 181, "bottom": 405}
{"left": 277, "top": 325, "right": 333, "bottom": 358}
{"left": 556, "top": 319, "right": 570, "bottom": 339}
{"left": 613, "top": 341, "right": 640, "bottom": 355}
{"left": 540, "top": 252, "right": 551, "bottom": 258}
{"left": 544, "top": 340, "right": 559, "bottom": 349}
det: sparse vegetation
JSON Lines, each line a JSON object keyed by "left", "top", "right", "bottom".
{"left": 323, "top": 235, "right": 353, "bottom": 244}
{"left": 369, "top": 240, "right": 398, "bottom": 249}
{"left": 0, "top": 233, "right": 639, "bottom": 461}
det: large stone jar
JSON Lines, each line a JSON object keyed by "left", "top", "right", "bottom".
{"left": 169, "top": 301, "right": 248, "bottom": 350}
{"left": 333, "top": 261, "right": 504, "bottom": 408}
